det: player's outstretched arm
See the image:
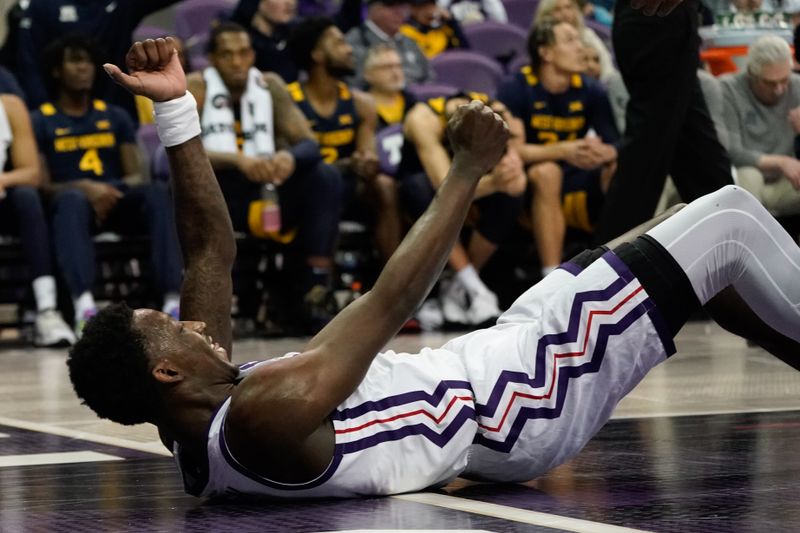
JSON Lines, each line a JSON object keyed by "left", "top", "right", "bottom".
{"left": 105, "top": 38, "right": 235, "bottom": 357}
{"left": 227, "top": 102, "right": 509, "bottom": 447}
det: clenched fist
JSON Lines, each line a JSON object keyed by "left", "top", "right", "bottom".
{"left": 447, "top": 100, "right": 509, "bottom": 179}
{"left": 103, "top": 37, "right": 186, "bottom": 102}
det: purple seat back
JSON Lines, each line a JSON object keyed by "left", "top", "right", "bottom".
{"left": 502, "top": 0, "right": 539, "bottom": 30}
{"left": 507, "top": 55, "right": 529, "bottom": 75}
{"left": 152, "top": 144, "right": 170, "bottom": 182}
{"left": 585, "top": 19, "right": 612, "bottom": 47}
{"left": 406, "top": 82, "right": 459, "bottom": 102}
{"left": 175, "top": 0, "right": 236, "bottom": 41}
{"left": 137, "top": 124, "right": 160, "bottom": 162}
{"left": 430, "top": 51, "right": 505, "bottom": 97}
{"left": 376, "top": 124, "right": 404, "bottom": 177}
{"left": 133, "top": 24, "right": 171, "bottom": 42}
{"left": 463, "top": 21, "right": 528, "bottom": 66}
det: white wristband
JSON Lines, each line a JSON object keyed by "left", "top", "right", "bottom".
{"left": 153, "top": 91, "right": 202, "bottom": 147}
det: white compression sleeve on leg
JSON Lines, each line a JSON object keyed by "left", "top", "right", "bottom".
{"left": 153, "top": 92, "right": 202, "bottom": 147}
{"left": 646, "top": 185, "right": 800, "bottom": 343}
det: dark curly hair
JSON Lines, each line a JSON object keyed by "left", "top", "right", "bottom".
{"left": 67, "top": 303, "right": 161, "bottom": 426}
{"left": 207, "top": 20, "right": 250, "bottom": 55}
{"left": 41, "top": 33, "right": 104, "bottom": 98}
{"left": 287, "top": 16, "right": 336, "bottom": 72}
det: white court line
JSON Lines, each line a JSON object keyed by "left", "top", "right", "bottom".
{"left": 0, "top": 416, "right": 171, "bottom": 456}
{"left": 611, "top": 405, "right": 800, "bottom": 421}
{"left": 0, "top": 451, "right": 123, "bottom": 468}
{"left": 393, "top": 493, "right": 653, "bottom": 533}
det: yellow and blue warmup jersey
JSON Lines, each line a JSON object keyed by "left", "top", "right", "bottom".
{"left": 496, "top": 66, "right": 619, "bottom": 146}
{"left": 398, "top": 91, "right": 489, "bottom": 178}
{"left": 32, "top": 100, "right": 136, "bottom": 183}
{"left": 399, "top": 20, "right": 466, "bottom": 59}
{"left": 288, "top": 81, "right": 359, "bottom": 164}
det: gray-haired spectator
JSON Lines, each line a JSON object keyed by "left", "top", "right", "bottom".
{"left": 720, "top": 34, "right": 800, "bottom": 217}
{"left": 437, "top": 0, "right": 507, "bottom": 24}
{"left": 345, "top": 0, "right": 432, "bottom": 87}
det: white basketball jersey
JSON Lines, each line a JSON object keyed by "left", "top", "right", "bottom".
{"left": 178, "top": 347, "right": 478, "bottom": 499}
{"left": 175, "top": 252, "right": 673, "bottom": 499}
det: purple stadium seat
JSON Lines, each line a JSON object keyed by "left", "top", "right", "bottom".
{"left": 406, "top": 82, "right": 459, "bottom": 101}
{"left": 507, "top": 55, "right": 529, "bottom": 75}
{"left": 175, "top": 0, "right": 236, "bottom": 42}
{"left": 133, "top": 24, "right": 171, "bottom": 42}
{"left": 376, "top": 124, "right": 404, "bottom": 177}
{"left": 430, "top": 51, "right": 505, "bottom": 97}
{"left": 152, "top": 144, "right": 170, "bottom": 182}
{"left": 585, "top": 19, "right": 612, "bottom": 46}
{"left": 502, "top": 0, "right": 539, "bottom": 30}
{"left": 137, "top": 124, "right": 160, "bottom": 162}
{"left": 463, "top": 21, "right": 528, "bottom": 66}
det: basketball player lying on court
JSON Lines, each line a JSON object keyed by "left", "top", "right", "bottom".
{"left": 68, "top": 38, "right": 800, "bottom": 499}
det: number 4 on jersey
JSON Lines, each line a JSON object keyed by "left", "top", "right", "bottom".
{"left": 79, "top": 148, "right": 104, "bottom": 176}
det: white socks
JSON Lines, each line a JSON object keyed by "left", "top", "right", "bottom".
{"left": 32, "top": 276, "right": 56, "bottom": 312}
{"left": 647, "top": 185, "right": 800, "bottom": 343}
{"left": 162, "top": 292, "right": 181, "bottom": 318}
{"left": 456, "top": 264, "right": 488, "bottom": 296}
{"left": 541, "top": 265, "right": 557, "bottom": 278}
{"left": 73, "top": 291, "right": 97, "bottom": 320}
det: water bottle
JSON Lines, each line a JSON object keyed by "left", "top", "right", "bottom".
{"left": 260, "top": 183, "right": 281, "bottom": 233}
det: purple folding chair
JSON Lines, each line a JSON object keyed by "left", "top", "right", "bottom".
{"left": 137, "top": 124, "right": 160, "bottom": 162}
{"left": 585, "top": 19, "right": 612, "bottom": 47}
{"left": 502, "top": 0, "right": 539, "bottom": 30}
{"left": 406, "top": 82, "right": 459, "bottom": 101}
{"left": 507, "top": 55, "right": 529, "bottom": 75}
{"left": 175, "top": 0, "right": 236, "bottom": 42}
{"left": 133, "top": 24, "right": 171, "bottom": 42}
{"left": 152, "top": 145, "right": 170, "bottom": 182}
{"left": 463, "top": 21, "right": 528, "bottom": 67}
{"left": 376, "top": 124, "right": 404, "bottom": 177}
{"left": 430, "top": 51, "right": 505, "bottom": 97}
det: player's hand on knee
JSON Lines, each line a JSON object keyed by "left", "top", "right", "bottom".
{"left": 103, "top": 37, "right": 186, "bottom": 102}
{"left": 447, "top": 100, "right": 509, "bottom": 178}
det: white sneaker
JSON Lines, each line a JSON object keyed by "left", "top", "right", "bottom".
{"left": 465, "top": 288, "right": 501, "bottom": 326}
{"left": 415, "top": 299, "right": 444, "bottom": 331}
{"left": 34, "top": 309, "right": 76, "bottom": 347}
{"left": 441, "top": 279, "right": 469, "bottom": 325}
{"left": 74, "top": 308, "right": 97, "bottom": 340}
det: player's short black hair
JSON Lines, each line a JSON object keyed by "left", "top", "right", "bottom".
{"left": 287, "top": 16, "right": 336, "bottom": 72}
{"left": 67, "top": 302, "right": 161, "bottom": 426}
{"left": 527, "top": 17, "right": 559, "bottom": 73}
{"left": 207, "top": 20, "right": 250, "bottom": 54}
{"left": 41, "top": 33, "right": 103, "bottom": 95}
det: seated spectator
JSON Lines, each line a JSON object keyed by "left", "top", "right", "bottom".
{"left": 15, "top": 0, "right": 181, "bottom": 122}
{"left": 33, "top": 35, "right": 182, "bottom": 337}
{"left": 187, "top": 22, "right": 342, "bottom": 332}
{"left": 135, "top": 37, "right": 190, "bottom": 126}
{"left": 582, "top": 38, "right": 602, "bottom": 81}
{"left": 345, "top": 0, "right": 432, "bottom": 87}
{"left": 0, "top": 65, "right": 25, "bottom": 101}
{"left": 498, "top": 20, "right": 618, "bottom": 278}
{"left": 399, "top": 91, "right": 526, "bottom": 326}
{"left": 230, "top": 0, "right": 300, "bottom": 83}
{"left": 720, "top": 35, "right": 800, "bottom": 217}
{"left": 363, "top": 44, "right": 418, "bottom": 128}
{"left": 287, "top": 17, "right": 403, "bottom": 263}
{"left": 399, "top": 0, "right": 469, "bottom": 59}
{"left": 0, "top": 92, "right": 74, "bottom": 346}
{"left": 438, "top": 0, "right": 508, "bottom": 25}
{"left": 534, "top": 0, "right": 616, "bottom": 83}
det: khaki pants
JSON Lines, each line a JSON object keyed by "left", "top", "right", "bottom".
{"left": 735, "top": 167, "right": 800, "bottom": 217}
